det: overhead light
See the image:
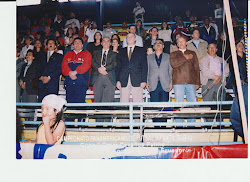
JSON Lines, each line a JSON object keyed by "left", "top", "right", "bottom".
{"left": 16, "top": 0, "right": 41, "bottom": 6}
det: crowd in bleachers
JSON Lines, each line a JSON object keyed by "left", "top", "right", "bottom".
{"left": 16, "top": 1, "right": 247, "bottom": 104}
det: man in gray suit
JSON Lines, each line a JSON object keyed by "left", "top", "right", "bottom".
{"left": 91, "top": 37, "right": 117, "bottom": 102}
{"left": 146, "top": 39, "right": 172, "bottom": 102}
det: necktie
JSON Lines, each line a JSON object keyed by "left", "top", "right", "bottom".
{"left": 128, "top": 47, "right": 132, "bottom": 61}
{"left": 47, "top": 51, "right": 51, "bottom": 62}
{"left": 102, "top": 51, "right": 107, "bottom": 66}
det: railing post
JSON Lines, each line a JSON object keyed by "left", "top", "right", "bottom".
{"left": 129, "top": 103, "right": 133, "bottom": 144}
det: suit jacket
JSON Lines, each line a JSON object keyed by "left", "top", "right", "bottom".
{"left": 147, "top": 53, "right": 172, "bottom": 92}
{"left": 19, "top": 61, "right": 38, "bottom": 95}
{"left": 37, "top": 51, "right": 63, "bottom": 93}
{"left": 91, "top": 50, "right": 117, "bottom": 86}
{"left": 116, "top": 46, "right": 148, "bottom": 87}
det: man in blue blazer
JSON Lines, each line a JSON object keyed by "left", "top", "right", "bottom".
{"left": 116, "top": 33, "right": 148, "bottom": 102}
{"left": 37, "top": 39, "right": 63, "bottom": 102}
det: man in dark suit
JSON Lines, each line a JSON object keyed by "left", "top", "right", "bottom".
{"left": 37, "top": 39, "right": 63, "bottom": 102}
{"left": 91, "top": 37, "right": 117, "bottom": 102}
{"left": 116, "top": 33, "right": 148, "bottom": 103}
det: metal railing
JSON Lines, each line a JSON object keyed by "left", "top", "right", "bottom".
{"left": 17, "top": 101, "right": 241, "bottom": 146}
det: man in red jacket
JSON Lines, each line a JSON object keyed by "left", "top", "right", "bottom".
{"left": 61, "top": 37, "right": 92, "bottom": 103}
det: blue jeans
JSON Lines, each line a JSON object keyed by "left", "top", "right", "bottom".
{"left": 174, "top": 84, "right": 196, "bottom": 123}
{"left": 150, "top": 81, "right": 169, "bottom": 102}
{"left": 150, "top": 81, "right": 169, "bottom": 123}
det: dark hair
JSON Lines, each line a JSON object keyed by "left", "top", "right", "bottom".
{"left": 151, "top": 27, "right": 159, "bottom": 32}
{"left": 73, "top": 27, "right": 79, "bottom": 34}
{"left": 66, "top": 27, "right": 73, "bottom": 37}
{"left": 94, "top": 31, "right": 103, "bottom": 43}
{"left": 192, "top": 28, "right": 200, "bottom": 34}
{"left": 111, "top": 34, "right": 120, "bottom": 42}
{"left": 46, "top": 38, "right": 56, "bottom": 46}
{"left": 173, "top": 32, "right": 183, "bottom": 45}
{"left": 37, "top": 108, "right": 64, "bottom": 133}
{"left": 129, "top": 24, "right": 136, "bottom": 29}
{"left": 208, "top": 42, "right": 217, "bottom": 48}
{"left": 26, "top": 49, "right": 34, "bottom": 57}
{"left": 161, "top": 21, "right": 169, "bottom": 30}
{"left": 73, "top": 37, "right": 84, "bottom": 44}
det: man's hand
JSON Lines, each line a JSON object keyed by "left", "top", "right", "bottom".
{"left": 69, "top": 71, "right": 77, "bottom": 80}
{"left": 42, "top": 76, "right": 51, "bottom": 84}
{"left": 140, "top": 82, "right": 147, "bottom": 89}
{"left": 116, "top": 81, "right": 121, "bottom": 90}
{"left": 196, "top": 85, "right": 200, "bottom": 90}
{"left": 98, "top": 67, "right": 108, "bottom": 75}
{"left": 169, "top": 84, "right": 173, "bottom": 91}
{"left": 146, "top": 83, "right": 150, "bottom": 92}
{"left": 184, "top": 54, "right": 193, "bottom": 60}
{"left": 213, "top": 75, "right": 221, "bottom": 85}
{"left": 19, "top": 80, "right": 25, "bottom": 89}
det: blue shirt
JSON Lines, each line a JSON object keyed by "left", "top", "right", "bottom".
{"left": 155, "top": 53, "right": 163, "bottom": 67}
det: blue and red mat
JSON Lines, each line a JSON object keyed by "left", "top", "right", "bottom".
{"left": 16, "top": 143, "right": 247, "bottom": 159}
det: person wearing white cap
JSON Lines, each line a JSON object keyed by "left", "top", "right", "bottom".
{"left": 22, "top": 94, "right": 67, "bottom": 145}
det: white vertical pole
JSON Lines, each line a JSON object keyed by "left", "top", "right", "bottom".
{"left": 223, "top": 0, "right": 248, "bottom": 143}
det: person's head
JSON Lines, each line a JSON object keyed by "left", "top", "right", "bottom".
{"left": 161, "top": 21, "right": 168, "bottom": 30}
{"left": 177, "top": 18, "right": 183, "bottom": 26}
{"left": 102, "top": 37, "right": 111, "bottom": 50}
{"left": 73, "top": 37, "right": 84, "bottom": 52}
{"left": 216, "top": 2, "right": 221, "bottom": 9}
{"left": 192, "top": 28, "right": 200, "bottom": 40}
{"left": 122, "top": 21, "right": 128, "bottom": 29}
{"left": 35, "top": 31, "right": 42, "bottom": 39}
{"left": 219, "top": 32, "right": 226, "bottom": 41}
{"left": 41, "top": 94, "right": 66, "bottom": 126}
{"left": 34, "top": 39, "right": 42, "bottom": 49}
{"left": 126, "top": 33, "right": 136, "bottom": 46}
{"left": 151, "top": 27, "right": 158, "bottom": 37}
{"left": 57, "top": 12, "right": 62, "bottom": 21}
{"left": 72, "top": 34, "right": 78, "bottom": 40}
{"left": 186, "top": 10, "right": 191, "bottom": 17}
{"left": 153, "top": 39, "right": 164, "bottom": 53}
{"left": 106, "top": 22, "right": 112, "bottom": 29}
{"left": 25, "top": 36, "right": 32, "bottom": 45}
{"left": 236, "top": 41, "right": 244, "bottom": 53}
{"left": 73, "top": 27, "right": 79, "bottom": 34}
{"left": 25, "top": 49, "right": 34, "bottom": 63}
{"left": 208, "top": 16, "right": 214, "bottom": 22}
{"left": 70, "top": 12, "right": 75, "bottom": 19}
{"left": 207, "top": 43, "right": 218, "bottom": 57}
{"left": 44, "top": 26, "right": 51, "bottom": 35}
{"left": 177, "top": 36, "right": 187, "bottom": 49}
{"left": 136, "top": 20, "right": 142, "bottom": 28}
{"left": 174, "top": 32, "right": 182, "bottom": 44}
{"left": 232, "top": 18, "right": 238, "bottom": 27}
{"left": 112, "top": 38, "right": 120, "bottom": 48}
{"left": 46, "top": 39, "right": 56, "bottom": 51}
{"left": 90, "top": 21, "right": 97, "bottom": 29}
{"left": 147, "top": 47, "right": 154, "bottom": 55}
{"left": 136, "top": 1, "right": 141, "bottom": 6}
{"left": 129, "top": 25, "right": 136, "bottom": 34}
{"left": 84, "top": 18, "right": 90, "bottom": 26}
{"left": 204, "top": 17, "right": 210, "bottom": 26}
{"left": 190, "top": 15, "right": 197, "bottom": 23}
{"left": 55, "top": 30, "right": 61, "bottom": 38}
{"left": 94, "top": 31, "right": 102, "bottom": 43}
{"left": 111, "top": 34, "right": 119, "bottom": 41}
{"left": 66, "top": 27, "right": 73, "bottom": 37}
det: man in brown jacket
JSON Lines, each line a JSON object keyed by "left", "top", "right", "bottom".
{"left": 170, "top": 36, "right": 200, "bottom": 122}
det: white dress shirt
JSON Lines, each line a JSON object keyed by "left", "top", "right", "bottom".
{"left": 127, "top": 45, "right": 135, "bottom": 56}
